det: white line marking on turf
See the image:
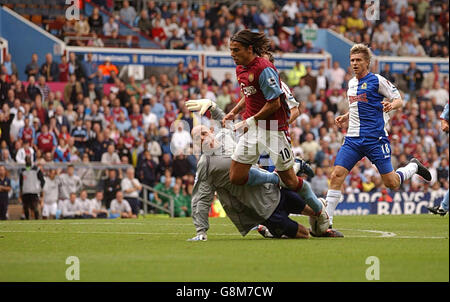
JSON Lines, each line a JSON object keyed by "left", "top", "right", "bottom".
{"left": 0, "top": 229, "right": 446, "bottom": 239}
{"left": 0, "top": 222, "right": 234, "bottom": 226}
{"left": 340, "top": 228, "right": 397, "bottom": 238}
{"left": 0, "top": 230, "right": 251, "bottom": 236}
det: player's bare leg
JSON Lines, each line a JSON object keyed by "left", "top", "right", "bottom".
{"left": 380, "top": 171, "right": 402, "bottom": 189}
{"left": 277, "top": 168, "right": 325, "bottom": 217}
{"left": 229, "top": 161, "right": 252, "bottom": 185}
{"left": 325, "top": 165, "right": 349, "bottom": 228}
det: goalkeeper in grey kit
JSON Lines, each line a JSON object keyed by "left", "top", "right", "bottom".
{"left": 186, "top": 99, "right": 340, "bottom": 240}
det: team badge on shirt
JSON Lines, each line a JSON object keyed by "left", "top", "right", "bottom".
{"left": 361, "top": 82, "right": 367, "bottom": 89}
{"left": 267, "top": 77, "right": 277, "bottom": 86}
{"left": 248, "top": 73, "right": 254, "bottom": 82}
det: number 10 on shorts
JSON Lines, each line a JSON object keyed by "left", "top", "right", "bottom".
{"left": 279, "top": 148, "right": 291, "bottom": 162}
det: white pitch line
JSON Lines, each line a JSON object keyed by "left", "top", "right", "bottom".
{"left": 339, "top": 228, "right": 397, "bottom": 238}
{"left": 0, "top": 230, "right": 251, "bottom": 236}
{"left": 0, "top": 229, "right": 447, "bottom": 239}
{"left": 0, "top": 222, "right": 234, "bottom": 226}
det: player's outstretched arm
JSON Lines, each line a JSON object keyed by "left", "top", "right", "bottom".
{"left": 222, "top": 95, "right": 245, "bottom": 127}
{"left": 335, "top": 112, "right": 349, "bottom": 128}
{"left": 381, "top": 98, "right": 403, "bottom": 113}
{"left": 234, "top": 97, "right": 281, "bottom": 133}
{"left": 288, "top": 106, "right": 300, "bottom": 124}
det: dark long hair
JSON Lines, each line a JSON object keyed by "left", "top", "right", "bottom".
{"left": 230, "top": 29, "right": 271, "bottom": 57}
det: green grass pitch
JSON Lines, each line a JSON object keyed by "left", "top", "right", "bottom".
{"left": 0, "top": 215, "right": 448, "bottom": 282}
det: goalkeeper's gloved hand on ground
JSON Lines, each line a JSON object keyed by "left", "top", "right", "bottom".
{"left": 186, "top": 99, "right": 216, "bottom": 115}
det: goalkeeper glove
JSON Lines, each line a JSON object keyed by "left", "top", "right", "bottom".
{"left": 186, "top": 99, "right": 216, "bottom": 115}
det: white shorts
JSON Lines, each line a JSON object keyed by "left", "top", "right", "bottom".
{"left": 42, "top": 203, "right": 58, "bottom": 217}
{"left": 231, "top": 125, "right": 294, "bottom": 171}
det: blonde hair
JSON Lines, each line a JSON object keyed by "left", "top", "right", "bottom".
{"left": 350, "top": 43, "right": 371, "bottom": 68}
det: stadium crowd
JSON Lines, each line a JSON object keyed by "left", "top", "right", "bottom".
{"left": 0, "top": 0, "right": 448, "bottom": 220}
{"left": 58, "top": 0, "right": 449, "bottom": 57}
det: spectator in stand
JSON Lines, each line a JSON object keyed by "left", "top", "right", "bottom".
{"left": 54, "top": 137, "right": 71, "bottom": 162}
{"left": 36, "top": 124, "right": 57, "bottom": 155}
{"left": 328, "top": 61, "right": 346, "bottom": 90}
{"left": 380, "top": 64, "right": 396, "bottom": 84}
{"left": 423, "top": 64, "right": 445, "bottom": 90}
{"left": 71, "top": 118, "right": 88, "bottom": 155}
{"left": 15, "top": 139, "right": 35, "bottom": 164}
{"left": 138, "top": 9, "right": 152, "bottom": 36}
{"left": 75, "top": 14, "right": 90, "bottom": 35}
{"left": 54, "top": 105, "right": 71, "bottom": 132}
{"left": 58, "top": 56, "right": 70, "bottom": 82}
{"left": 83, "top": 53, "right": 99, "bottom": 82}
{"left": 18, "top": 116, "right": 36, "bottom": 145}
{"left": 151, "top": 19, "right": 167, "bottom": 42}
{"left": 25, "top": 53, "right": 39, "bottom": 80}
{"left": 77, "top": 189, "right": 95, "bottom": 218}
{"left": 186, "top": 36, "right": 204, "bottom": 51}
{"left": 426, "top": 82, "right": 449, "bottom": 108}
{"left": 403, "top": 62, "right": 424, "bottom": 95}
{"left": 64, "top": 74, "right": 83, "bottom": 105}
{"left": 170, "top": 120, "right": 192, "bottom": 155}
{"left": 98, "top": 59, "right": 119, "bottom": 78}
{"left": 61, "top": 192, "right": 81, "bottom": 219}
{"left": 121, "top": 167, "right": 142, "bottom": 217}
{"left": 101, "top": 143, "right": 121, "bottom": 165}
{"left": 173, "top": 183, "right": 190, "bottom": 217}
{"left": 58, "top": 164, "right": 82, "bottom": 201}
{"left": 103, "top": 16, "right": 119, "bottom": 37}
{"left": 137, "top": 149, "right": 157, "bottom": 187}
{"left": 301, "top": 132, "right": 321, "bottom": 163}
{"left": 172, "top": 153, "right": 192, "bottom": 180}
{"left": 14, "top": 80, "right": 28, "bottom": 103}
{"left": 293, "top": 78, "right": 311, "bottom": 107}
{"left": 109, "top": 191, "right": 135, "bottom": 218}
{"left": 311, "top": 166, "right": 328, "bottom": 198}
{"left": 287, "top": 61, "right": 306, "bottom": 87}
{"left": 39, "top": 53, "right": 59, "bottom": 82}
{"left": 102, "top": 169, "right": 121, "bottom": 209}
{"left": 104, "top": 29, "right": 125, "bottom": 48}
{"left": 153, "top": 172, "right": 175, "bottom": 213}
{"left": 37, "top": 76, "right": 50, "bottom": 102}
{"left": 2, "top": 54, "right": 17, "bottom": 77}
{"left": 114, "top": 111, "right": 131, "bottom": 134}
{"left": 120, "top": 0, "right": 137, "bottom": 26}
{"left": 26, "top": 76, "right": 42, "bottom": 103}
{"left": 302, "top": 66, "right": 317, "bottom": 95}
{"left": 90, "top": 190, "right": 108, "bottom": 218}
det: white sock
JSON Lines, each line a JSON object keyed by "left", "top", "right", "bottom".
{"left": 326, "top": 189, "right": 341, "bottom": 226}
{"left": 395, "top": 162, "right": 418, "bottom": 185}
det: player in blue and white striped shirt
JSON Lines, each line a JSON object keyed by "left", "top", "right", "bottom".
{"left": 427, "top": 103, "right": 449, "bottom": 216}
{"left": 326, "top": 44, "right": 432, "bottom": 229}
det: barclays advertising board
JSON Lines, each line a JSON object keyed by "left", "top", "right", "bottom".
{"left": 72, "top": 51, "right": 201, "bottom": 66}
{"left": 378, "top": 60, "right": 449, "bottom": 74}
{"left": 206, "top": 55, "right": 327, "bottom": 70}
{"left": 334, "top": 190, "right": 446, "bottom": 216}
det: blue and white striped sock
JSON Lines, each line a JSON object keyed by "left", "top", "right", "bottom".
{"left": 395, "top": 162, "right": 418, "bottom": 185}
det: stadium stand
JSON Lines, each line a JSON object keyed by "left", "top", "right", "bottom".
{"left": 0, "top": 0, "right": 448, "bottom": 219}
